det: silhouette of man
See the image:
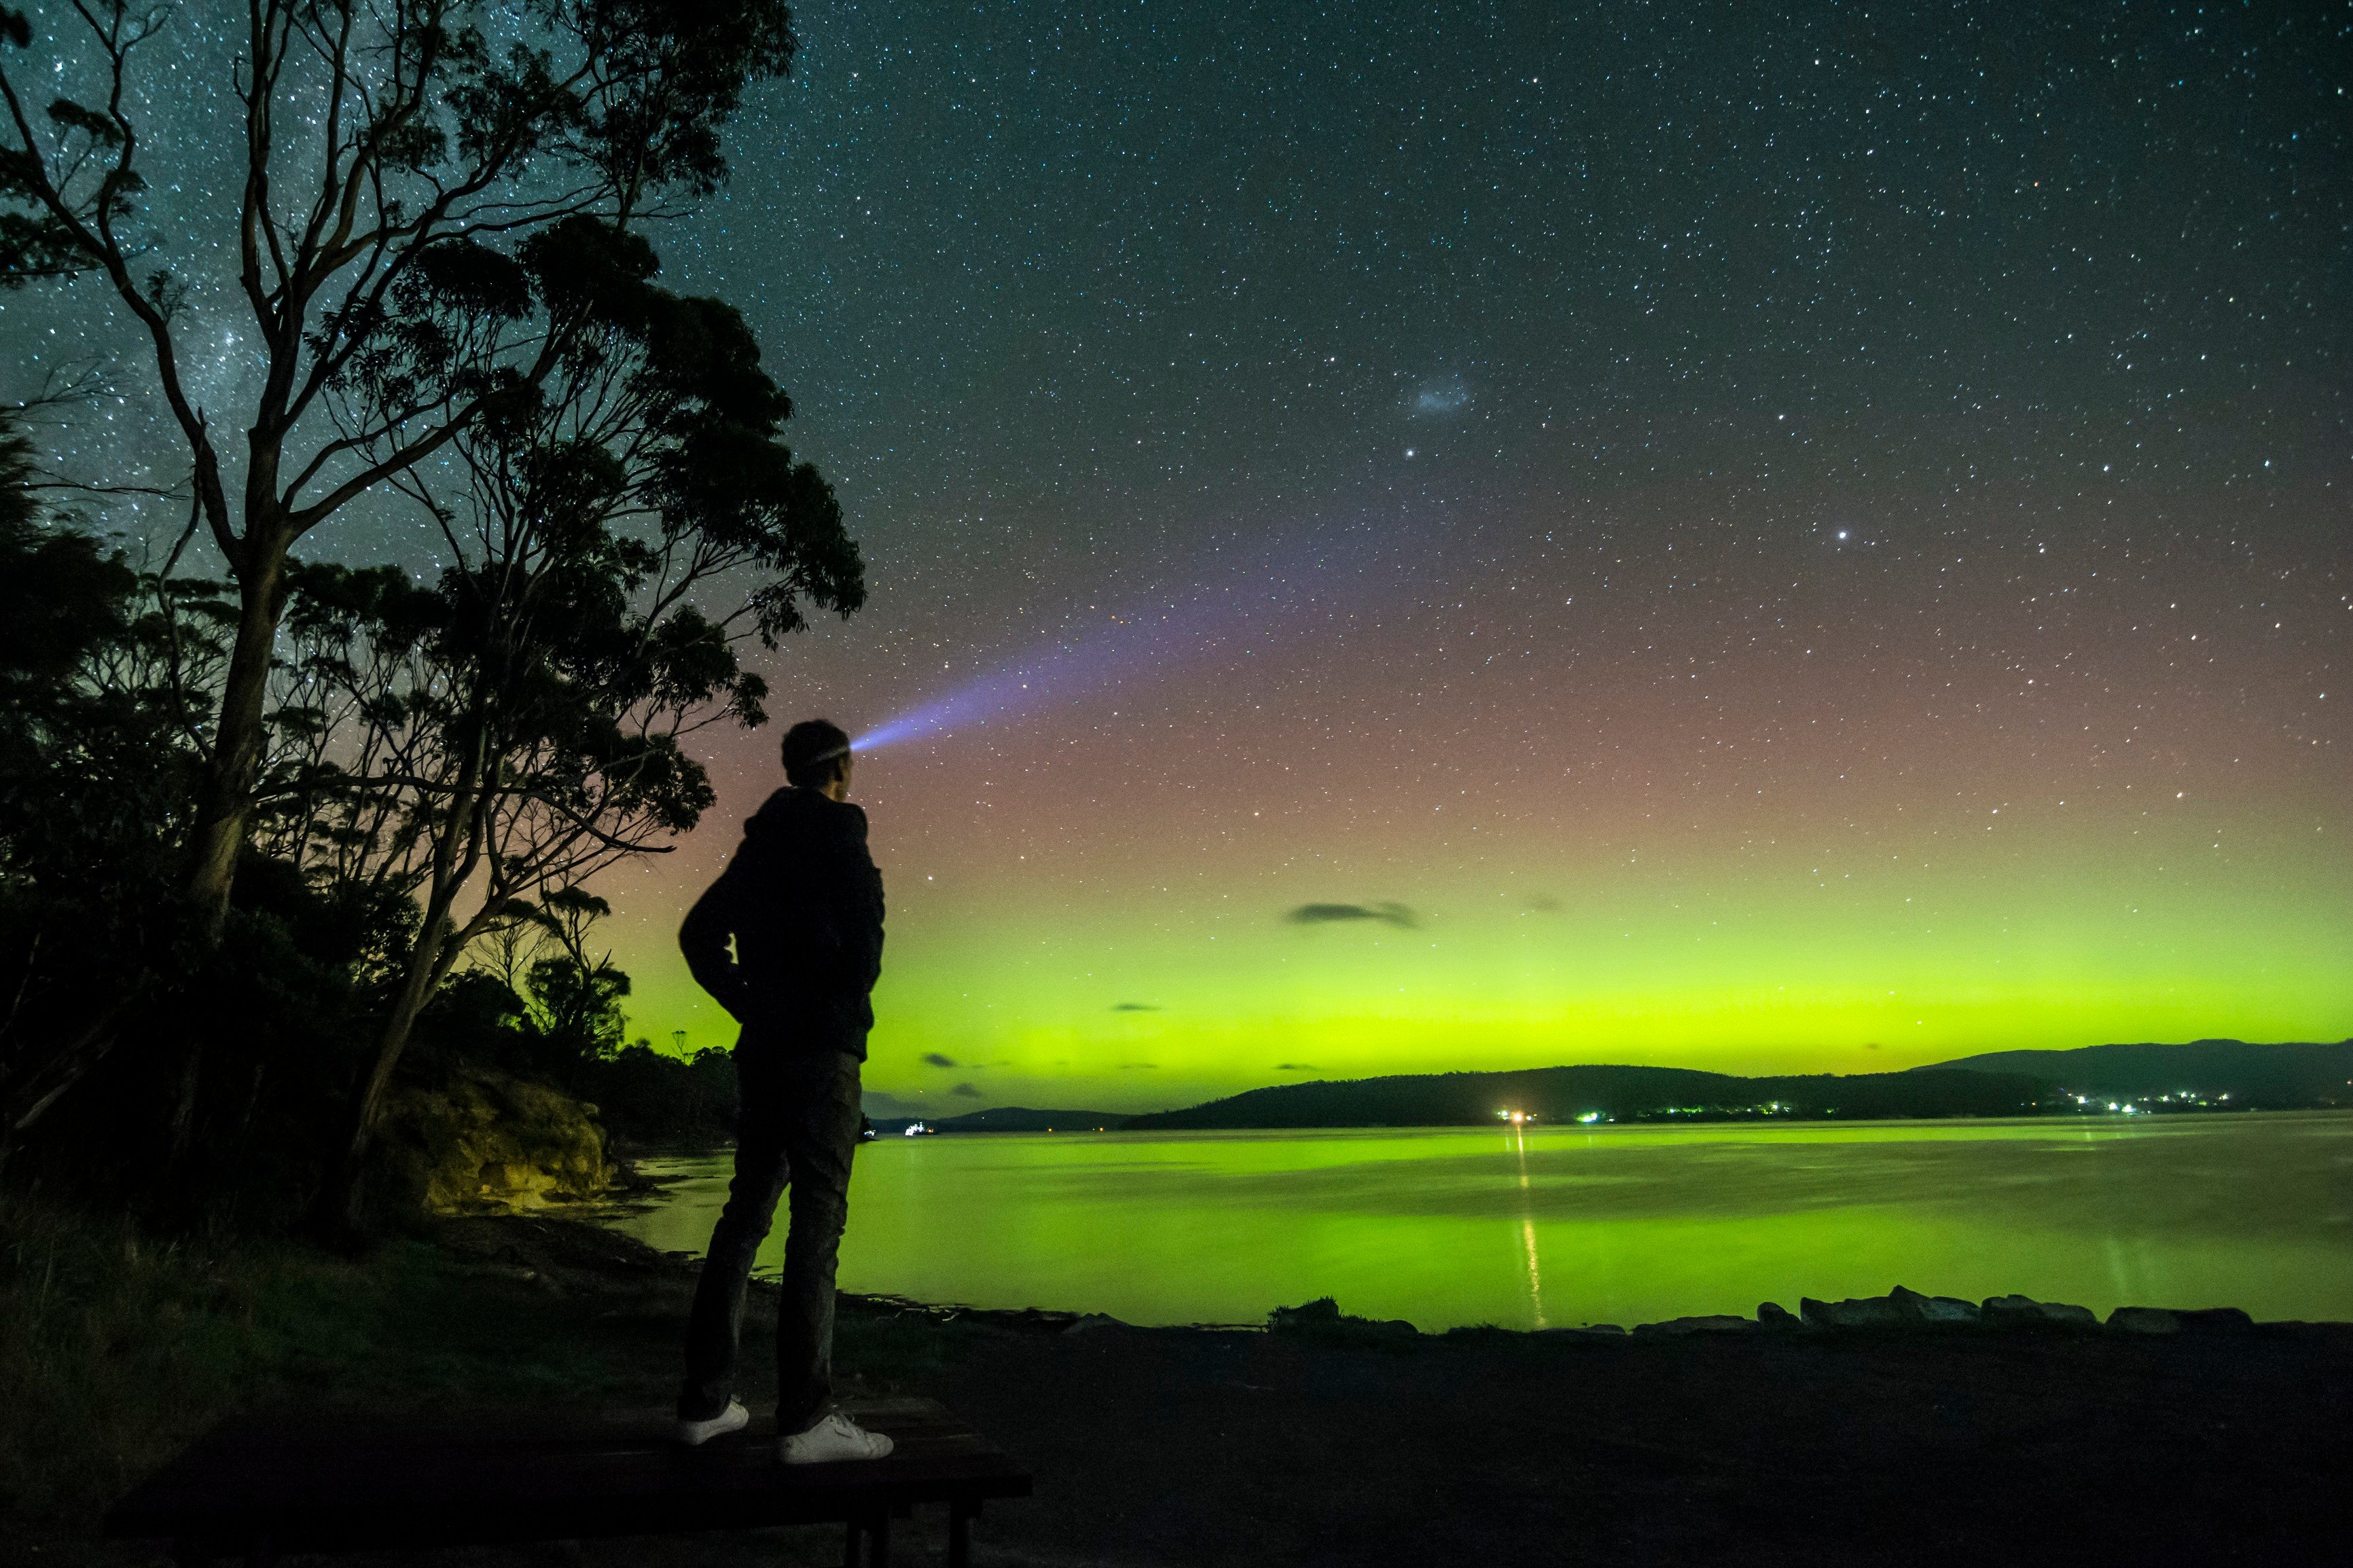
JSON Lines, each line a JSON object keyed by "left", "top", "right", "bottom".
{"left": 673, "top": 718, "right": 893, "bottom": 1463}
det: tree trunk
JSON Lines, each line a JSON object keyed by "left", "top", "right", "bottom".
{"left": 183, "top": 526, "right": 292, "bottom": 940}
{"left": 318, "top": 918, "right": 450, "bottom": 1236}
{"left": 171, "top": 517, "right": 291, "bottom": 1165}
{"left": 314, "top": 727, "right": 490, "bottom": 1237}
{"left": 0, "top": 998, "right": 135, "bottom": 1173}
{"left": 164, "top": 1038, "right": 203, "bottom": 1163}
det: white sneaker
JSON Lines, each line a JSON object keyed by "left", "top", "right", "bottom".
{"left": 779, "top": 1411, "right": 895, "bottom": 1465}
{"left": 675, "top": 1399, "right": 749, "bottom": 1446}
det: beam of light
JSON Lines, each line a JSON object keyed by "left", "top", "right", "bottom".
{"left": 853, "top": 521, "right": 1414, "bottom": 754}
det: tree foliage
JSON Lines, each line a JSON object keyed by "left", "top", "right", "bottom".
{"left": 249, "top": 214, "right": 859, "bottom": 1225}
{"left": 0, "top": 407, "right": 215, "bottom": 1146}
{"left": 0, "top": 0, "right": 804, "bottom": 940}
{"left": 0, "top": 5, "right": 857, "bottom": 1223}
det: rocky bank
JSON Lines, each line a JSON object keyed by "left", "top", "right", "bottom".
{"left": 378, "top": 1068, "right": 615, "bottom": 1214}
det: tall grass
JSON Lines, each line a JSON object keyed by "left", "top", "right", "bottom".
{"left": 1, "top": 1197, "right": 331, "bottom": 1537}
{"left": 0, "top": 1197, "right": 664, "bottom": 1552}
{"left": 0, "top": 1195, "right": 954, "bottom": 1561}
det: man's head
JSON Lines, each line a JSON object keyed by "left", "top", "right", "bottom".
{"left": 782, "top": 718, "right": 855, "bottom": 799}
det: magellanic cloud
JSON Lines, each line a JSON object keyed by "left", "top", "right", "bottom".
{"left": 1285, "top": 901, "right": 1419, "bottom": 930}
{"left": 1409, "top": 373, "right": 1471, "bottom": 416}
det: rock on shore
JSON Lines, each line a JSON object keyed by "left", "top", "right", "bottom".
{"left": 1264, "top": 1285, "right": 2290, "bottom": 1342}
{"left": 380, "top": 1068, "right": 614, "bottom": 1214}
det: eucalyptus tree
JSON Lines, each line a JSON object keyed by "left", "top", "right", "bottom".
{"left": 508, "top": 886, "right": 632, "bottom": 1062}
{"left": 0, "top": 405, "right": 230, "bottom": 1150}
{"left": 266, "top": 217, "right": 858, "bottom": 1228}
{"left": 0, "top": 0, "right": 800, "bottom": 941}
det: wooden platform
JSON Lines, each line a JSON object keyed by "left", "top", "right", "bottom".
{"left": 105, "top": 1397, "right": 1030, "bottom": 1567}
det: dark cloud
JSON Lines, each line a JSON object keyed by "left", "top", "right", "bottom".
{"left": 1285, "top": 901, "right": 1418, "bottom": 930}
{"left": 922, "top": 1051, "right": 958, "bottom": 1068}
{"left": 1111, "top": 1002, "right": 1161, "bottom": 1012}
{"left": 1119, "top": 1061, "right": 1157, "bottom": 1070}
{"left": 950, "top": 1081, "right": 984, "bottom": 1097}
{"left": 1275, "top": 1063, "right": 1317, "bottom": 1072}
{"left": 1524, "top": 894, "right": 1563, "bottom": 914}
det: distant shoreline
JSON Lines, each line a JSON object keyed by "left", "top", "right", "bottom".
{"left": 863, "top": 1103, "right": 2352, "bottom": 1138}
{"left": 871, "top": 1041, "right": 2353, "bottom": 1134}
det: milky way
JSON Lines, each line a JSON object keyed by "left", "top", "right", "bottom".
{"left": 5, "top": 1, "right": 2346, "bottom": 1112}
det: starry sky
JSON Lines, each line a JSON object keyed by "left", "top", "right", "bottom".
{"left": 8, "top": 1, "right": 2350, "bottom": 1114}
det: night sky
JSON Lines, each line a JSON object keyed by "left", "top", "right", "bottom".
{"left": 8, "top": 2, "right": 2349, "bottom": 1114}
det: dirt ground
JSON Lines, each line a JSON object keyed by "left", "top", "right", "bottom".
{"left": 48, "top": 1216, "right": 2353, "bottom": 1568}
{"left": 915, "top": 1315, "right": 2353, "bottom": 1566}
{"left": 437, "top": 1218, "right": 2352, "bottom": 1567}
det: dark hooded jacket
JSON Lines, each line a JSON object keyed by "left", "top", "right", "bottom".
{"left": 678, "top": 787, "right": 885, "bottom": 1057}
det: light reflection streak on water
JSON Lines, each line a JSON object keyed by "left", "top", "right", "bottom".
{"left": 1510, "top": 1125, "right": 1546, "bottom": 1328}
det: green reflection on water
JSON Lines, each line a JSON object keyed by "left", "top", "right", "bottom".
{"left": 605, "top": 1112, "right": 2353, "bottom": 1330}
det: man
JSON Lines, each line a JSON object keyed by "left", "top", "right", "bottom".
{"left": 673, "top": 718, "right": 893, "bottom": 1463}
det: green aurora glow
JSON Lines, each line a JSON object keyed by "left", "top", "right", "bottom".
{"left": 546, "top": 6, "right": 2353, "bottom": 1110}
{"left": 603, "top": 598, "right": 2352, "bottom": 1111}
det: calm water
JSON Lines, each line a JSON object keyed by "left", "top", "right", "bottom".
{"left": 605, "top": 1114, "right": 2353, "bottom": 1330}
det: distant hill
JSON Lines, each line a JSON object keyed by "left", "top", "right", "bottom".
{"left": 868, "top": 1042, "right": 2353, "bottom": 1137}
{"left": 1121, "top": 1064, "right": 2053, "bottom": 1131}
{"left": 1922, "top": 1040, "right": 2353, "bottom": 1108}
{"left": 870, "top": 1106, "right": 1130, "bottom": 1135}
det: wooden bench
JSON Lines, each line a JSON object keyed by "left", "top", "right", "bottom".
{"left": 105, "top": 1397, "right": 1030, "bottom": 1568}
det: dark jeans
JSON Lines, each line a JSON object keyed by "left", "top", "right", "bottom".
{"left": 679, "top": 1042, "right": 863, "bottom": 1432}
